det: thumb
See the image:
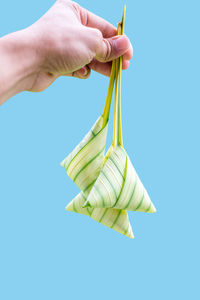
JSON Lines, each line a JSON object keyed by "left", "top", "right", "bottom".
{"left": 95, "top": 35, "right": 131, "bottom": 62}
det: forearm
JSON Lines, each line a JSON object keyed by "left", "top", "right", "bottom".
{"left": 0, "top": 30, "right": 40, "bottom": 105}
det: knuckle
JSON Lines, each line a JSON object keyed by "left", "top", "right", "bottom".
{"left": 58, "top": 1, "right": 81, "bottom": 19}
{"left": 94, "top": 28, "right": 103, "bottom": 40}
{"left": 101, "top": 39, "right": 112, "bottom": 62}
{"left": 79, "top": 7, "right": 88, "bottom": 25}
{"left": 91, "top": 28, "right": 103, "bottom": 45}
{"left": 71, "top": 1, "right": 81, "bottom": 15}
{"left": 86, "top": 28, "right": 103, "bottom": 57}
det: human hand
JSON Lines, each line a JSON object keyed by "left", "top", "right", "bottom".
{"left": 0, "top": 0, "right": 133, "bottom": 104}
{"left": 24, "top": 0, "right": 133, "bottom": 91}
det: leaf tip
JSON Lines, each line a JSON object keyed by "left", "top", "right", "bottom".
{"left": 150, "top": 203, "right": 157, "bottom": 213}
{"left": 60, "top": 160, "right": 65, "bottom": 168}
{"left": 65, "top": 202, "right": 73, "bottom": 212}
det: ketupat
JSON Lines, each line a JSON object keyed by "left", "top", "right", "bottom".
{"left": 83, "top": 144, "right": 156, "bottom": 213}
{"left": 61, "top": 115, "right": 108, "bottom": 192}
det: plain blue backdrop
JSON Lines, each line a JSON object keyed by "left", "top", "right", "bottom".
{"left": 0, "top": 0, "right": 199, "bottom": 299}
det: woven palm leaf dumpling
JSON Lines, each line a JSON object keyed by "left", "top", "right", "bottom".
{"left": 61, "top": 114, "right": 108, "bottom": 192}
{"left": 84, "top": 144, "right": 156, "bottom": 213}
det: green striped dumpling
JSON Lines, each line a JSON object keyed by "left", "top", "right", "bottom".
{"left": 61, "top": 116, "right": 108, "bottom": 191}
{"left": 84, "top": 145, "right": 156, "bottom": 213}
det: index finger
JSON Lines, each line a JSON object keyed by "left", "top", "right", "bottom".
{"left": 78, "top": 5, "right": 117, "bottom": 38}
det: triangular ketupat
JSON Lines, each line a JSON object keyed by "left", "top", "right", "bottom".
{"left": 61, "top": 115, "right": 108, "bottom": 192}
{"left": 83, "top": 145, "right": 156, "bottom": 213}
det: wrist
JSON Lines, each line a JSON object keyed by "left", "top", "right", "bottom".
{"left": 0, "top": 29, "right": 42, "bottom": 104}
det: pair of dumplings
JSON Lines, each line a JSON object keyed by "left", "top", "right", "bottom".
{"left": 61, "top": 116, "right": 156, "bottom": 239}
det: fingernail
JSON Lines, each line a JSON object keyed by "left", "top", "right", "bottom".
{"left": 111, "top": 35, "right": 122, "bottom": 40}
{"left": 112, "top": 35, "right": 130, "bottom": 52}
{"left": 79, "top": 67, "right": 88, "bottom": 76}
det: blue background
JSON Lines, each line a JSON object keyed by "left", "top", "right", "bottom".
{"left": 0, "top": 0, "right": 199, "bottom": 299}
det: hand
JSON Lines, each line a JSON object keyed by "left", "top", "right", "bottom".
{"left": 0, "top": 0, "right": 133, "bottom": 104}
{"left": 25, "top": 0, "right": 133, "bottom": 91}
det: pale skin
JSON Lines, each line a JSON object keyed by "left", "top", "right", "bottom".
{"left": 0, "top": 0, "right": 133, "bottom": 105}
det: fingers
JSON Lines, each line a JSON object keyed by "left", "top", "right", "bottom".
{"left": 63, "top": 66, "right": 91, "bottom": 79}
{"left": 123, "top": 44, "right": 133, "bottom": 61}
{"left": 78, "top": 5, "right": 117, "bottom": 38}
{"left": 73, "top": 3, "right": 133, "bottom": 64}
{"left": 122, "top": 60, "right": 130, "bottom": 70}
{"left": 74, "top": 66, "right": 91, "bottom": 78}
{"left": 63, "top": 56, "right": 130, "bottom": 79}
{"left": 88, "top": 58, "right": 130, "bottom": 77}
{"left": 94, "top": 32, "right": 132, "bottom": 63}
